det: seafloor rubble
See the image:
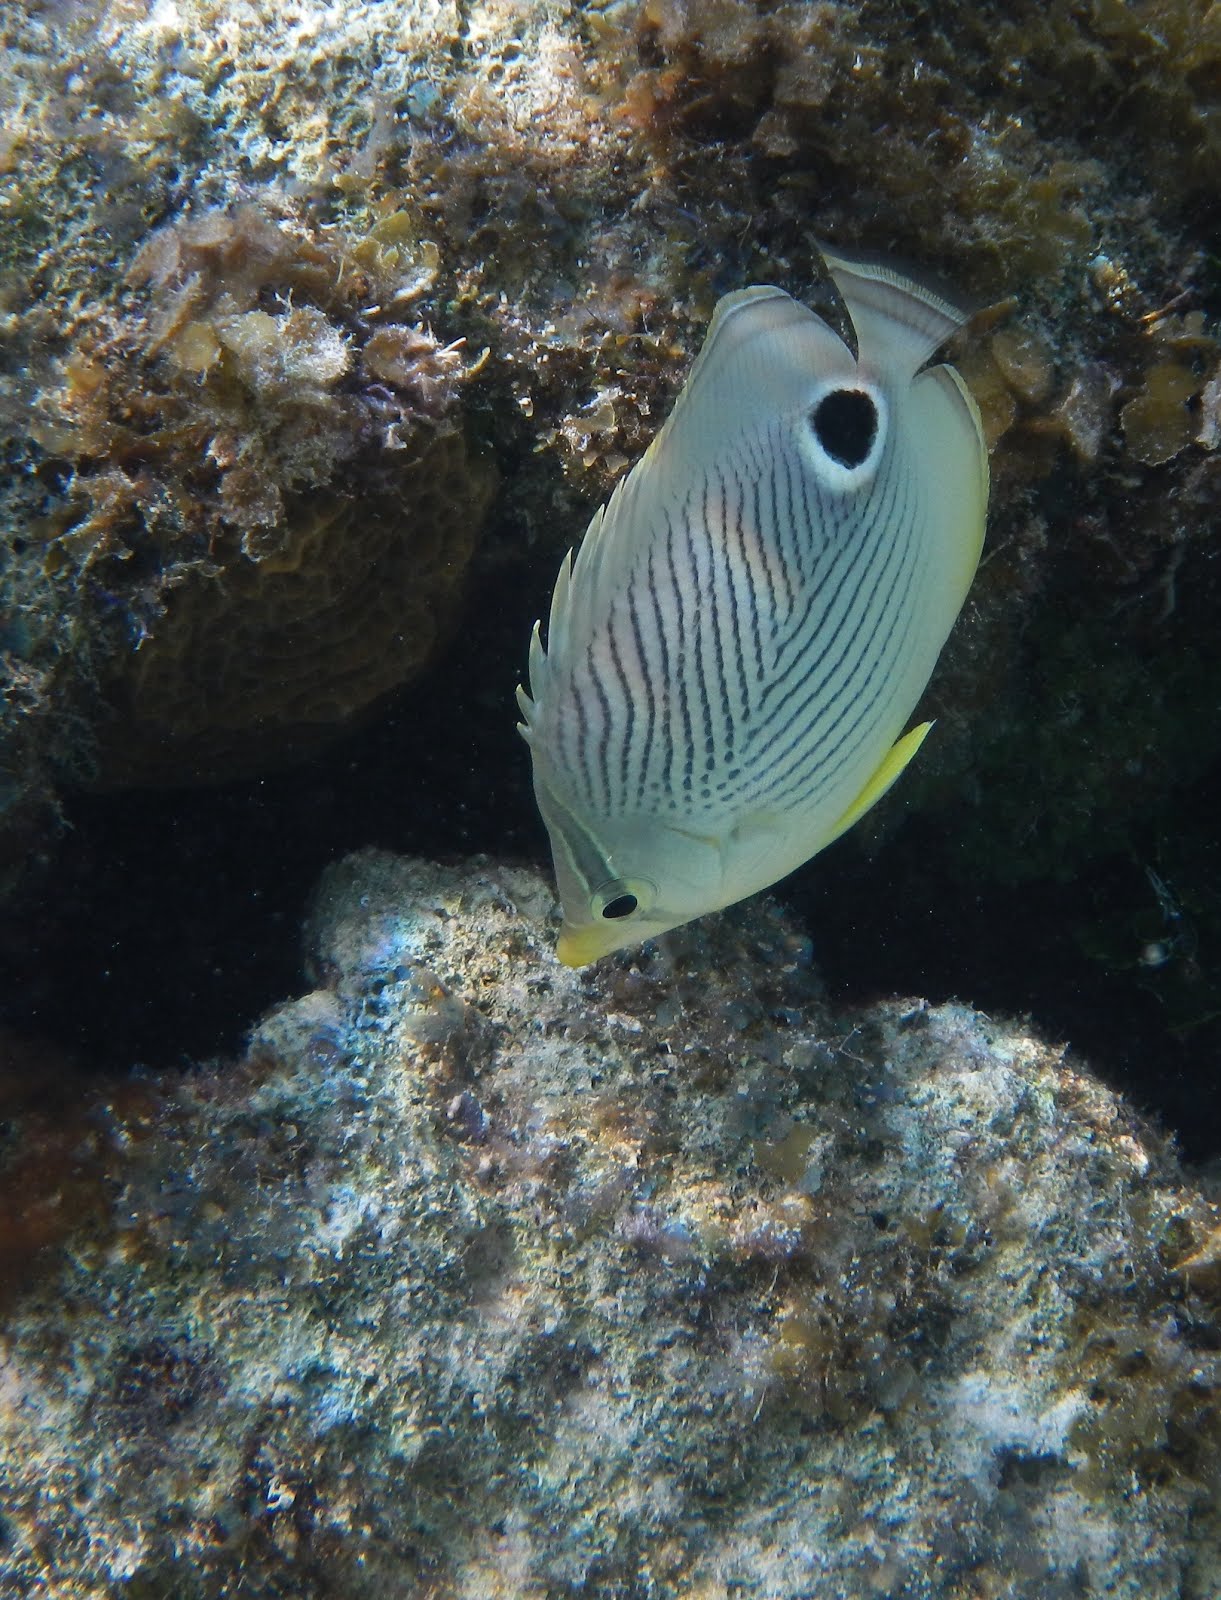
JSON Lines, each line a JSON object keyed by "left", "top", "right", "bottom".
{"left": 0, "top": 851, "right": 1218, "bottom": 1599}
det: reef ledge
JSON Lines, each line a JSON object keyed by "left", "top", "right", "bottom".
{"left": 0, "top": 850, "right": 1218, "bottom": 1599}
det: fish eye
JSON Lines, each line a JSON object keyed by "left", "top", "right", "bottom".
{"left": 591, "top": 878, "right": 656, "bottom": 921}
{"left": 810, "top": 387, "right": 878, "bottom": 469}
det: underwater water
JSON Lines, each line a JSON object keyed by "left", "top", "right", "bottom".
{"left": 12, "top": 554, "right": 1221, "bottom": 1157}
{"left": 0, "top": 0, "right": 1219, "bottom": 1595}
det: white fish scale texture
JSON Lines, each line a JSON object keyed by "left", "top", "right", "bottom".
{"left": 541, "top": 413, "right": 937, "bottom": 830}
{"left": 721, "top": 438, "right": 916, "bottom": 815}
{"left": 750, "top": 455, "right": 924, "bottom": 813}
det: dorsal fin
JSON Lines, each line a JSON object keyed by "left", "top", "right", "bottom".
{"left": 821, "top": 245, "right": 970, "bottom": 376}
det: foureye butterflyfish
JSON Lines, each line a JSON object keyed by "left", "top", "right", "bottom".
{"left": 517, "top": 247, "right": 988, "bottom": 967}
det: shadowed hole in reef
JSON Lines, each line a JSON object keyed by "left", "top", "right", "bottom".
{"left": 779, "top": 789, "right": 1221, "bottom": 1164}
{"left": 0, "top": 554, "right": 547, "bottom": 1076}
{"left": 0, "top": 553, "right": 1218, "bottom": 1163}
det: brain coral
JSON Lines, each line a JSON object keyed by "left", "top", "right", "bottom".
{"left": 97, "top": 435, "right": 493, "bottom": 784}
{"left": 28, "top": 198, "right": 494, "bottom": 783}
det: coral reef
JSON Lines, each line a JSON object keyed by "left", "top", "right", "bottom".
{"left": 0, "top": 853, "right": 1219, "bottom": 1598}
{"left": 0, "top": 0, "right": 1215, "bottom": 927}
{"left": 2, "top": 11, "right": 1219, "bottom": 1588}
{"left": 0, "top": 4, "right": 1218, "bottom": 1127}
{"left": 23, "top": 198, "right": 495, "bottom": 784}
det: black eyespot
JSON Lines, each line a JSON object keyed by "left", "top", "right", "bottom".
{"left": 811, "top": 388, "right": 878, "bottom": 469}
{"left": 600, "top": 893, "right": 638, "bottom": 920}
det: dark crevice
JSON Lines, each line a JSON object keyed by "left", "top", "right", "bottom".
{"left": 779, "top": 793, "right": 1221, "bottom": 1163}
{"left": 1, "top": 555, "right": 1217, "bottom": 1163}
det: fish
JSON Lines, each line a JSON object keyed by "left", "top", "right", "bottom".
{"left": 517, "top": 247, "right": 988, "bottom": 967}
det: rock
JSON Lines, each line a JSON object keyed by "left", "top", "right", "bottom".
{"left": 0, "top": 851, "right": 1216, "bottom": 1598}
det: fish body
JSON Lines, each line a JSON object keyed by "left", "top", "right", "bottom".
{"left": 518, "top": 250, "right": 988, "bottom": 966}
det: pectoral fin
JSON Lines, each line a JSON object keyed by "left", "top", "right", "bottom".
{"left": 820, "top": 721, "right": 934, "bottom": 849}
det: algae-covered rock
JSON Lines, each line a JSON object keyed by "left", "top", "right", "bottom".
{"left": 24, "top": 197, "right": 495, "bottom": 785}
{"left": 0, "top": 1, "right": 1218, "bottom": 1094}
{"left": 0, "top": 852, "right": 1217, "bottom": 1598}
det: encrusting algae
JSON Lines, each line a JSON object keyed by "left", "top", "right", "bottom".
{"left": 0, "top": 852, "right": 1217, "bottom": 1597}
{"left": 24, "top": 198, "right": 496, "bottom": 784}
{"left": 0, "top": 0, "right": 1218, "bottom": 942}
{"left": 0, "top": 5, "right": 1216, "bottom": 1588}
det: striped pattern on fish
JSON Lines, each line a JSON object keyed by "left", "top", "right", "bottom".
{"left": 519, "top": 251, "right": 988, "bottom": 966}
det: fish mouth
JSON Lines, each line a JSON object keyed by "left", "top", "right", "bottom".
{"left": 556, "top": 909, "right": 686, "bottom": 968}
{"left": 556, "top": 919, "right": 658, "bottom": 967}
{"left": 556, "top": 924, "right": 607, "bottom": 968}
